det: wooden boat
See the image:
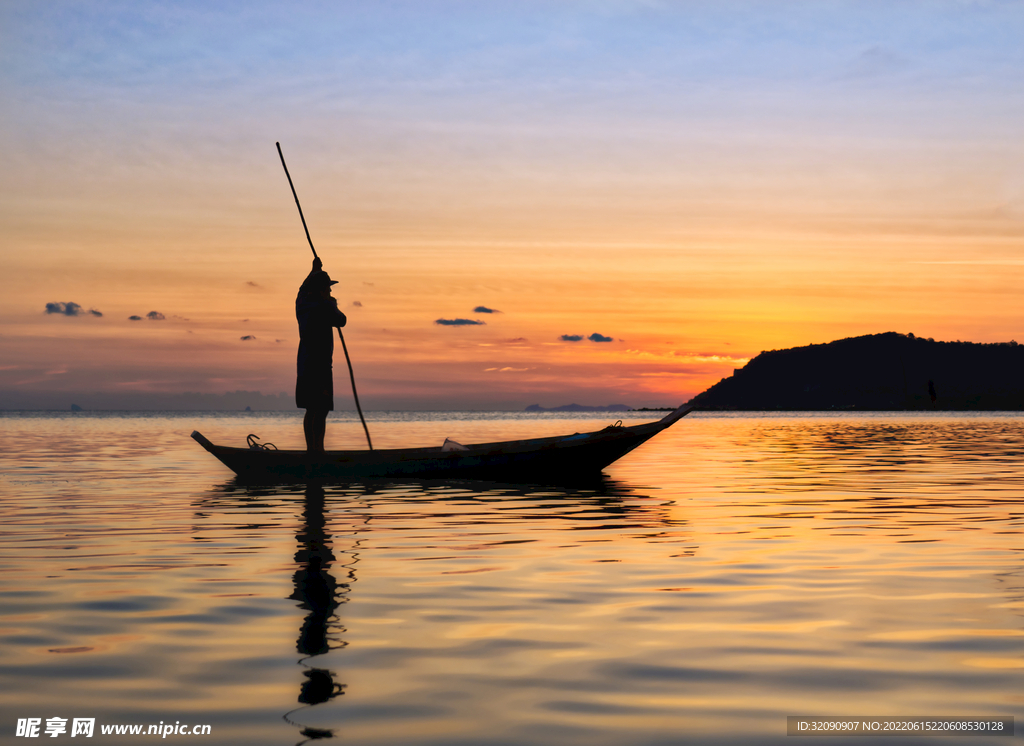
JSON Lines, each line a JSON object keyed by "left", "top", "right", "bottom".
{"left": 192, "top": 403, "right": 693, "bottom": 482}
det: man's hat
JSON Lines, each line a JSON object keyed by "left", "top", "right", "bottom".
{"left": 307, "top": 270, "right": 339, "bottom": 288}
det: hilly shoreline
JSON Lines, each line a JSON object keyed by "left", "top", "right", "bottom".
{"left": 689, "top": 332, "right": 1024, "bottom": 411}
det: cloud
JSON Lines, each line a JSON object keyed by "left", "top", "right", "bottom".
{"left": 913, "top": 259, "right": 1024, "bottom": 266}
{"left": 842, "top": 45, "right": 911, "bottom": 80}
{"left": 240, "top": 335, "right": 256, "bottom": 341}
{"left": 45, "top": 302, "right": 79, "bottom": 316}
{"left": 560, "top": 334, "right": 584, "bottom": 342}
{"left": 45, "top": 302, "right": 101, "bottom": 317}
{"left": 484, "top": 367, "right": 531, "bottom": 372}
{"left": 245, "top": 281, "right": 262, "bottom": 288}
{"left": 625, "top": 349, "right": 751, "bottom": 366}
{"left": 146, "top": 311, "right": 165, "bottom": 320}
{"left": 435, "top": 318, "right": 485, "bottom": 326}
{"left": 474, "top": 306, "right": 501, "bottom": 314}
{"left": 588, "top": 333, "right": 614, "bottom": 343}
{"left": 352, "top": 300, "right": 363, "bottom": 307}
{"left": 128, "top": 315, "right": 143, "bottom": 321}
{"left": 504, "top": 337, "right": 528, "bottom": 344}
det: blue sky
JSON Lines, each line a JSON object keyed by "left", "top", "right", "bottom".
{"left": 2, "top": 1, "right": 1023, "bottom": 409}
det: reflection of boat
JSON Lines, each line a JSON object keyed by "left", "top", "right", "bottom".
{"left": 191, "top": 404, "right": 693, "bottom": 482}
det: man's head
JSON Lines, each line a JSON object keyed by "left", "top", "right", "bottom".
{"left": 306, "top": 270, "right": 338, "bottom": 294}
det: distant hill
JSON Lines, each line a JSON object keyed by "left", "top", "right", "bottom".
{"left": 689, "top": 332, "right": 1024, "bottom": 411}
{"left": 525, "top": 403, "right": 631, "bottom": 413}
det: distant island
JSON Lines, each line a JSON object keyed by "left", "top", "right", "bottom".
{"left": 525, "top": 403, "right": 631, "bottom": 413}
{"left": 689, "top": 332, "right": 1024, "bottom": 411}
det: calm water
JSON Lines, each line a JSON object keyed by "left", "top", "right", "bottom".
{"left": 1, "top": 411, "right": 1022, "bottom": 745}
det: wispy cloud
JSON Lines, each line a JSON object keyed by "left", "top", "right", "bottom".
{"left": 436, "top": 318, "right": 485, "bottom": 326}
{"left": 474, "top": 306, "right": 501, "bottom": 314}
{"left": 240, "top": 335, "right": 256, "bottom": 341}
{"left": 146, "top": 311, "right": 165, "bottom": 320}
{"left": 912, "top": 259, "right": 1024, "bottom": 265}
{"left": 626, "top": 349, "right": 751, "bottom": 365}
{"left": 561, "top": 334, "right": 584, "bottom": 342}
{"left": 840, "top": 45, "right": 911, "bottom": 80}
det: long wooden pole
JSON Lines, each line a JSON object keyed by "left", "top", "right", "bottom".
{"left": 276, "top": 142, "right": 318, "bottom": 260}
{"left": 276, "top": 142, "right": 373, "bottom": 451}
{"left": 337, "top": 327, "right": 372, "bottom": 450}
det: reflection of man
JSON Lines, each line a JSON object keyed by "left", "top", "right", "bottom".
{"left": 285, "top": 484, "right": 347, "bottom": 738}
{"left": 296, "top": 257, "right": 347, "bottom": 452}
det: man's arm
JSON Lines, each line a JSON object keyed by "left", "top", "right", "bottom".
{"left": 330, "top": 298, "right": 347, "bottom": 328}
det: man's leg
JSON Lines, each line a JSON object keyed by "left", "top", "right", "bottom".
{"left": 303, "top": 408, "right": 328, "bottom": 453}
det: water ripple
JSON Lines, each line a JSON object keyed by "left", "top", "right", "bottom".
{"left": 0, "top": 412, "right": 1022, "bottom": 744}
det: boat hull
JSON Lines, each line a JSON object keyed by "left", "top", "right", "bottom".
{"left": 192, "top": 405, "right": 692, "bottom": 483}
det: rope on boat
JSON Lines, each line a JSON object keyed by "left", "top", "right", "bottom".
{"left": 246, "top": 429, "right": 276, "bottom": 448}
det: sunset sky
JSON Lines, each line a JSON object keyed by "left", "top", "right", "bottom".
{"left": 2, "top": 1, "right": 1023, "bottom": 410}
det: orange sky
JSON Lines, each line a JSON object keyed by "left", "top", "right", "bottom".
{"left": 1, "top": 2, "right": 1023, "bottom": 409}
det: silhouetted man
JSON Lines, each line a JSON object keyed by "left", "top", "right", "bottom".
{"left": 296, "top": 257, "right": 347, "bottom": 452}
